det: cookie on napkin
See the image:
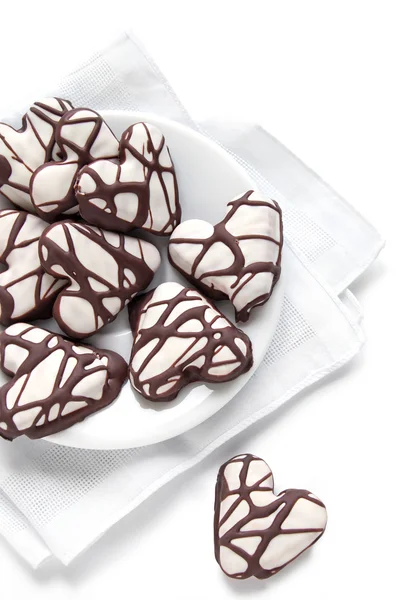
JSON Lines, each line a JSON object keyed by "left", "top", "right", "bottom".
{"left": 214, "top": 454, "right": 327, "bottom": 579}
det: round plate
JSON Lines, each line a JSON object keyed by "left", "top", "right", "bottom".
{"left": 0, "top": 111, "right": 284, "bottom": 449}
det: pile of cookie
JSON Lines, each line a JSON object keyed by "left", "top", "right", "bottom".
{"left": 0, "top": 98, "right": 283, "bottom": 441}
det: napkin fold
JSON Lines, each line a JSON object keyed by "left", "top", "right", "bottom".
{"left": 0, "top": 31, "right": 383, "bottom": 567}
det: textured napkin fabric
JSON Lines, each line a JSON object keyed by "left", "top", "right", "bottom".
{"left": 0, "top": 32, "right": 383, "bottom": 568}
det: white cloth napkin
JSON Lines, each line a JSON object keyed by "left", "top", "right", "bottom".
{"left": 0, "top": 32, "right": 384, "bottom": 568}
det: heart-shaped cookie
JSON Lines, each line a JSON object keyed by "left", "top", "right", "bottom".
{"left": 39, "top": 221, "right": 161, "bottom": 339}
{"left": 129, "top": 282, "right": 253, "bottom": 402}
{"left": 169, "top": 191, "right": 283, "bottom": 322}
{"left": 214, "top": 454, "right": 327, "bottom": 579}
{"left": 0, "top": 323, "right": 127, "bottom": 440}
{"left": 75, "top": 122, "right": 180, "bottom": 235}
{"left": 0, "top": 209, "right": 64, "bottom": 325}
{"left": 31, "top": 108, "right": 119, "bottom": 221}
{"left": 0, "top": 98, "right": 73, "bottom": 212}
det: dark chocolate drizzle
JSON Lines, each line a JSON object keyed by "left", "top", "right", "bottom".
{"left": 31, "top": 108, "right": 119, "bottom": 221}
{"left": 28, "top": 98, "right": 74, "bottom": 163}
{"left": 0, "top": 98, "right": 73, "bottom": 202}
{"left": 0, "top": 156, "right": 12, "bottom": 186}
{"left": 129, "top": 285, "right": 253, "bottom": 402}
{"left": 55, "top": 108, "right": 114, "bottom": 165}
{"left": 0, "top": 324, "right": 127, "bottom": 440}
{"left": 169, "top": 191, "right": 283, "bottom": 322}
{"left": 214, "top": 454, "right": 327, "bottom": 580}
{"left": 39, "top": 221, "right": 158, "bottom": 339}
{"left": 0, "top": 209, "right": 63, "bottom": 325}
{"left": 76, "top": 122, "right": 181, "bottom": 235}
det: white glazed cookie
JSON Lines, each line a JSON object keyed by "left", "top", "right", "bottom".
{"left": 75, "top": 122, "right": 181, "bottom": 235}
{"left": 39, "top": 221, "right": 161, "bottom": 339}
{"left": 214, "top": 454, "right": 327, "bottom": 580}
{"left": 0, "top": 323, "right": 127, "bottom": 440}
{"left": 31, "top": 108, "right": 119, "bottom": 221}
{"left": 168, "top": 191, "right": 283, "bottom": 322}
{"left": 0, "top": 209, "right": 64, "bottom": 325}
{"left": 0, "top": 98, "right": 73, "bottom": 212}
{"left": 128, "top": 282, "right": 253, "bottom": 402}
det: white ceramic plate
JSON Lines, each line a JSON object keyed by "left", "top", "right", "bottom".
{"left": 0, "top": 111, "right": 284, "bottom": 449}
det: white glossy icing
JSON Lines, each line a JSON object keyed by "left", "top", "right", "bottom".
{"left": 61, "top": 400, "right": 88, "bottom": 416}
{"left": 240, "top": 505, "right": 285, "bottom": 532}
{"left": 72, "top": 346, "right": 92, "bottom": 355}
{"left": 0, "top": 209, "right": 64, "bottom": 323}
{"left": 175, "top": 337, "right": 207, "bottom": 367}
{"left": 115, "top": 193, "right": 138, "bottom": 221}
{"left": 102, "top": 296, "right": 122, "bottom": 314}
{"left": 140, "top": 304, "right": 168, "bottom": 330}
{"left": 230, "top": 536, "right": 262, "bottom": 555}
{"left": 48, "top": 403, "right": 60, "bottom": 422}
{"left": 177, "top": 319, "right": 204, "bottom": 333}
{"left": 71, "top": 370, "right": 107, "bottom": 399}
{"left": 21, "top": 327, "right": 49, "bottom": 343}
{"left": 219, "top": 499, "right": 250, "bottom": 537}
{"left": 187, "top": 355, "right": 205, "bottom": 369}
{"left": 195, "top": 242, "right": 235, "bottom": 278}
{"left": 281, "top": 497, "right": 327, "bottom": 530}
{"left": 156, "top": 381, "right": 177, "bottom": 395}
{"left": 71, "top": 229, "right": 119, "bottom": 286}
{"left": 233, "top": 272, "right": 274, "bottom": 313}
{"left": 6, "top": 375, "right": 27, "bottom": 409}
{"left": 208, "top": 362, "right": 240, "bottom": 376}
{"left": 19, "top": 350, "right": 65, "bottom": 404}
{"left": 3, "top": 344, "right": 29, "bottom": 373}
{"left": 219, "top": 546, "right": 248, "bottom": 576}
{"left": 249, "top": 490, "right": 278, "bottom": 507}
{"left": 234, "top": 338, "right": 248, "bottom": 358}
{"left": 12, "top": 406, "right": 42, "bottom": 430}
{"left": 164, "top": 300, "right": 204, "bottom": 326}
{"left": 59, "top": 296, "right": 96, "bottom": 335}
{"left": 224, "top": 460, "right": 244, "bottom": 491}
{"left": 87, "top": 277, "right": 109, "bottom": 293}
{"left": 4, "top": 323, "right": 31, "bottom": 336}
{"left": 246, "top": 459, "right": 273, "bottom": 487}
{"left": 132, "top": 338, "right": 159, "bottom": 372}
{"left": 219, "top": 494, "right": 239, "bottom": 521}
{"left": 60, "top": 357, "right": 77, "bottom": 387}
{"left": 139, "top": 336, "right": 196, "bottom": 381}
{"left": 259, "top": 532, "right": 322, "bottom": 570}
{"left": 47, "top": 337, "right": 58, "bottom": 348}
{"left": 212, "top": 346, "right": 236, "bottom": 363}
{"left": 122, "top": 268, "right": 137, "bottom": 285}
{"left": 32, "top": 163, "right": 79, "bottom": 213}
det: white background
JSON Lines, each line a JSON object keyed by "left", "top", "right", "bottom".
{"left": 0, "top": 1, "right": 396, "bottom": 598}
